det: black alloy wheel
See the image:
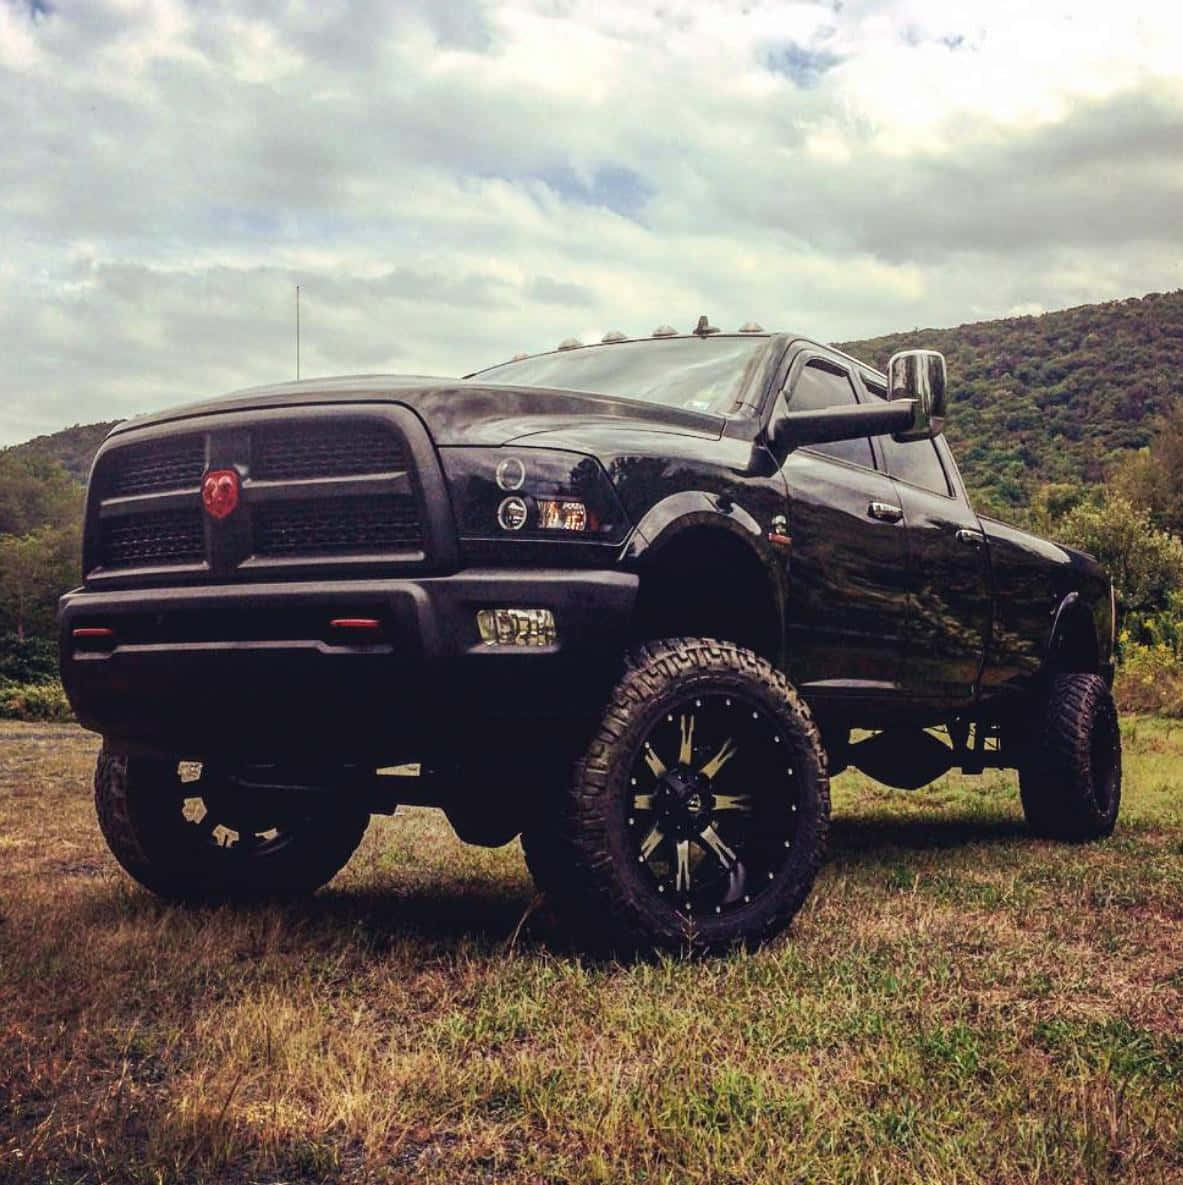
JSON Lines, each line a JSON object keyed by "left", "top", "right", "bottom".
{"left": 525, "top": 637, "right": 830, "bottom": 953}
{"left": 625, "top": 692, "right": 802, "bottom": 918}
{"left": 94, "top": 750, "right": 369, "bottom": 901}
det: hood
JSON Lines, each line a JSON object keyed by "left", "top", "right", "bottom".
{"left": 109, "top": 375, "right": 726, "bottom": 447}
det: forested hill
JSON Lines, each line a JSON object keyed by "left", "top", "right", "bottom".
{"left": 837, "top": 289, "right": 1183, "bottom": 512}
{"left": 2, "top": 421, "right": 118, "bottom": 484}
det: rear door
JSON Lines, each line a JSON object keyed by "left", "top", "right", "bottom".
{"left": 859, "top": 375, "right": 992, "bottom": 707}
{"left": 777, "top": 355, "right": 911, "bottom": 697}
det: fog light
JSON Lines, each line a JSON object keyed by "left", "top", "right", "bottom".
{"left": 536, "top": 498, "right": 588, "bottom": 532}
{"left": 476, "top": 608, "right": 557, "bottom": 647}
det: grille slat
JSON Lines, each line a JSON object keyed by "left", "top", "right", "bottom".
{"left": 255, "top": 496, "right": 423, "bottom": 556}
{"left": 106, "top": 437, "right": 206, "bottom": 497}
{"left": 253, "top": 424, "right": 406, "bottom": 481}
{"left": 99, "top": 510, "right": 205, "bottom": 568}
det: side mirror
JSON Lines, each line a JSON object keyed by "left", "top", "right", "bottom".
{"left": 887, "top": 349, "right": 947, "bottom": 441}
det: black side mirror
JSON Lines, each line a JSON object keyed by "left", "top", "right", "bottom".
{"left": 770, "top": 401, "right": 916, "bottom": 452}
{"left": 887, "top": 349, "right": 947, "bottom": 441}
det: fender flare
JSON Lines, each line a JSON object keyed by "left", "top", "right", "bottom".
{"left": 624, "top": 492, "right": 789, "bottom": 664}
{"left": 1045, "top": 591, "right": 1100, "bottom": 675}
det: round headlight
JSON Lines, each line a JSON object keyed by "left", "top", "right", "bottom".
{"left": 496, "top": 457, "right": 526, "bottom": 491}
{"left": 497, "top": 496, "right": 529, "bottom": 531}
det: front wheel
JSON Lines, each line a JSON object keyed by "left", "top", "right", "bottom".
{"left": 524, "top": 638, "right": 830, "bottom": 954}
{"left": 94, "top": 751, "right": 369, "bottom": 901}
{"left": 1019, "top": 673, "right": 1122, "bottom": 842}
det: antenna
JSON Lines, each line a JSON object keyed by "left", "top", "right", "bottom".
{"left": 295, "top": 284, "right": 301, "bottom": 380}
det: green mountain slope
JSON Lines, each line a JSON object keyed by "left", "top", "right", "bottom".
{"left": 837, "top": 289, "right": 1183, "bottom": 510}
{"left": 1, "top": 421, "right": 118, "bottom": 485}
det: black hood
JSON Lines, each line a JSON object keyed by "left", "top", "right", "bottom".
{"left": 109, "top": 375, "right": 726, "bottom": 447}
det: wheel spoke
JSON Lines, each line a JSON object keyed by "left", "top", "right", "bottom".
{"left": 638, "top": 823, "right": 665, "bottom": 862}
{"left": 678, "top": 713, "right": 695, "bottom": 765}
{"left": 674, "top": 839, "right": 691, "bottom": 892}
{"left": 643, "top": 743, "right": 667, "bottom": 778}
{"left": 712, "top": 793, "right": 752, "bottom": 813}
{"left": 700, "top": 737, "right": 738, "bottom": 780}
{"left": 698, "top": 823, "right": 738, "bottom": 869}
{"left": 632, "top": 793, "right": 655, "bottom": 811}
{"left": 699, "top": 824, "right": 748, "bottom": 904}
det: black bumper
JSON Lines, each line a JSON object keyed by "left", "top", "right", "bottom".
{"left": 59, "top": 569, "right": 638, "bottom": 761}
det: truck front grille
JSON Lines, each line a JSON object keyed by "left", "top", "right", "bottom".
{"left": 99, "top": 508, "right": 206, "bottom": 568}
{"left": 87, "top": 410, "right": 437, "bottom": 581}
{"left": 255, "top": 495, "right": 422, "bottom": 556}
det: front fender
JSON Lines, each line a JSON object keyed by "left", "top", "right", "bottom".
{"left": 624, "top": 491, "right": 779, "bottom": 564}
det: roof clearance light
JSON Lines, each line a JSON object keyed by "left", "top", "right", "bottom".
{"left": 557, "top": 337, "right": 582, "bottom": 350}
{"left": 601, "top": 330, "right": 628, "bottom": 343}
{"left": 536, "top": 499, "right": 588, "bottom": 532}
{"left": 476, "top": 608, "right": 557, "bottom": 647}
{"left": 738, "top": 321, "right": 765, "bottom": 333}
{"left": 652, "top": 325, "right": 677, "bottom": 337}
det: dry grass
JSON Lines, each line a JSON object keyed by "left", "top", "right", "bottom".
{"left": 1, "top": 718, "right": 1180, "bottom": 1184}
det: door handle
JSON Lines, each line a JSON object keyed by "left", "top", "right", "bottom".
{"left": 868, "top": 501, "right": 903, "bottom": 523}
{"left": 956, "top": 528, "right": 985, "bottom": 547}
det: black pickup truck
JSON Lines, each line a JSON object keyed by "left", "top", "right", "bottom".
{"left": 59, "top": 322, "right": 1121, "bottom": 952}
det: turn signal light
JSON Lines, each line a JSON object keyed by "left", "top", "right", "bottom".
{"left": 536, "top": 499, "right": 588, "bottom": 532}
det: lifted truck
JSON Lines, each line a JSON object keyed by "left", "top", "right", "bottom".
{"left": 60, "top": 322, "right": 1121, "bottom": 952}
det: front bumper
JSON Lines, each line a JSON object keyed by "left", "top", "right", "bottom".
{"left": 59, "top": 569, "right": 637, "bottom": 761}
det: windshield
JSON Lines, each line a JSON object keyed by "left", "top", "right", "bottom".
{"left": 472, "top": 336, "right": 769, "bottom": 415}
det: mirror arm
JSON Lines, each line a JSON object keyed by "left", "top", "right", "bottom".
{"left": 774, "top": 400, "right": 916, "bottom": 448}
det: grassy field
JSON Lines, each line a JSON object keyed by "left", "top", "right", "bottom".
{"left": 1, "top": 721, "right": 1180, "bottom": 1184}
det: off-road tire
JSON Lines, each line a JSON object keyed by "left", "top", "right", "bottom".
{"left": 524, "top": 637, "right": 830, "bottom": 954}
{"left": 1019, "top": 673, "right": 1122, "bottom": 842}
{"left": 95, "top": 750, "right": 369, "bottom": 900}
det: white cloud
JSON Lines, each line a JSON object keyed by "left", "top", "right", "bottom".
{"left": 0, "top": 0, "right": 1181, "bottom": 444}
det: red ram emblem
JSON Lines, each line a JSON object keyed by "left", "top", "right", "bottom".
{"left": 202, "top": 468, "right": 240, "bottom": 520}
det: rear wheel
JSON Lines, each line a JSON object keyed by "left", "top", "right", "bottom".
{"left": 1019, "top": 674, "right": 1122, "bottom": 841}
{"left": 524, "top": 638, "right": 830, "bottom": 953}
{"left": 94, "top": 750, "right": 369, "bottom": 900}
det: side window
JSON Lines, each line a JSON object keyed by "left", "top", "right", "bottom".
{"left": 863, "top": 380, "right": 951, "bottom": 496}
{"left": 787, "top": 361, "right": 874, "bottom": 469}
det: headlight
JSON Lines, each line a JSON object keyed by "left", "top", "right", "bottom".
{"left": 441, "top": 447, "right": 628, "bottom": 542}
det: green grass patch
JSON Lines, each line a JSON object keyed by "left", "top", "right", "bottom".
{"left": 0, "top": 718, "right": 1180, "bottom": 1183}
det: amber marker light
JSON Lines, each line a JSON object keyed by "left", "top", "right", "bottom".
{"left": 536, "top": 499, "right": 588, "bottom": 532}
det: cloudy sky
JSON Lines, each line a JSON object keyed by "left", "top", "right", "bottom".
{"left": 2, "top": 0, "right": 1181, "bottom": 445}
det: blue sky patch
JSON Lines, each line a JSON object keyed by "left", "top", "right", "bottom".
{"left": 538, "top": 165, "right": 654, "bottom": 219}
{"left": 762, "top": 42, "right": 843, "bottom": 87}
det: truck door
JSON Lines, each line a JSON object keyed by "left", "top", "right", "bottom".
{"left": 862, "top": 381, "right": 992, "bottom": 705}
{"left": 777, "top": 356, "right": 911, "bottom": 698}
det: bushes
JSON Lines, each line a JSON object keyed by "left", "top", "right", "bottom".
{"left": 0, "top": 633, "right": 59, "bottom": 684}
{"left": 0, "top": 679, "right": 73, "bottom": 722}
{"left": 1114, "top": 642, "right": 1183, "bottom": 719}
